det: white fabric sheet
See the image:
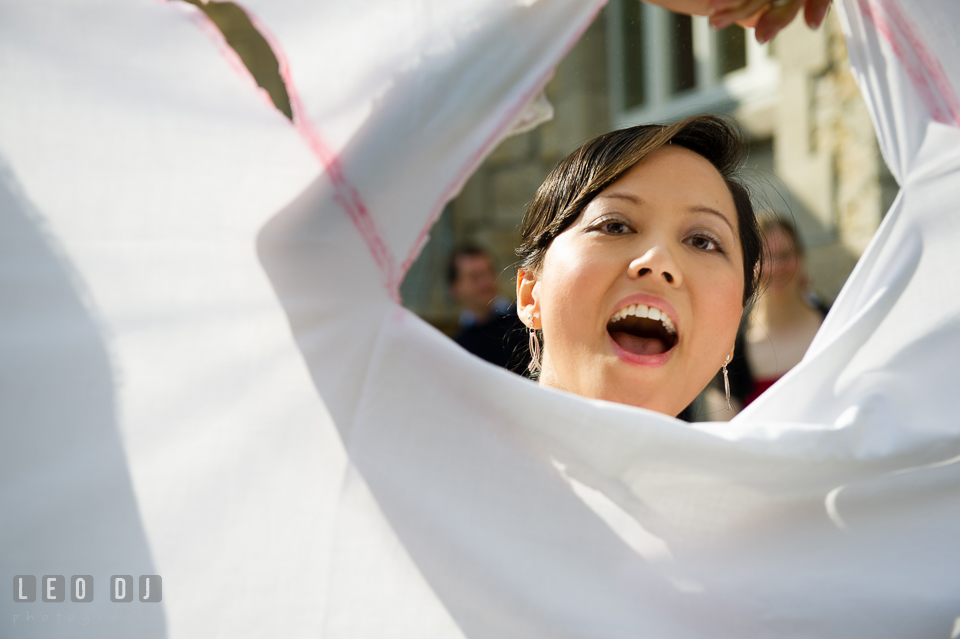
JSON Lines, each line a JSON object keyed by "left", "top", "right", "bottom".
{"left": 1, "top": 0, "right": 959, "bottom": 637}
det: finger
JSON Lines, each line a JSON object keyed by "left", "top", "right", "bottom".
{"left": 753, "top": 0, "right": 803, "bottom": 43}
{"left": 709, "top": 0, "right": 770, "bottom": 29}
{"left": 803, "top": 0, "right": 832, "bottom": 28}
{"left": 734, "top": 6, "right": 767, "bottom": 29}
{"left": 708, "top": 0, "right": 763, "bottom": 12}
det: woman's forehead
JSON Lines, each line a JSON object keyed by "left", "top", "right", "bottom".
{"left": 587, "top": 148, "right": 737, "bottom": 222}
{"left": 609, "top": 146, "right": 727, "bottom": 190}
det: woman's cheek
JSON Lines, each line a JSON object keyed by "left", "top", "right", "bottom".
{"left": 701, "top": 266, "right": 744, "bottom": 338}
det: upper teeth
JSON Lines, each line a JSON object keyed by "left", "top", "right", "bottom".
{"left": 610, "top": 304, "right": 676, "bottom": 334}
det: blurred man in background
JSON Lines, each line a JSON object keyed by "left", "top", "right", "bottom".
{"left": 447, "top": 245, "right": 529, "bottom": 373}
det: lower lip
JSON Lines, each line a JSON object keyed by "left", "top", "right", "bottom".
{"left": 607, "top": 333, "right": 675, "bottom": 367}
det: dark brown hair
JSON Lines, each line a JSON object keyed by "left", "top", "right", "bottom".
{"left": 516, "top": 115, "right": 763, "bottom": 306}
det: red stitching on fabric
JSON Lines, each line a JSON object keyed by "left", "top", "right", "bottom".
{"left": 177, "top": 0, "right": 401, "bottom": 300}
{"left": 858, "top": 0, "right": 960, "bottom": 127}
{"left": 246, "top": 9, "right": 402, "bottom": 301}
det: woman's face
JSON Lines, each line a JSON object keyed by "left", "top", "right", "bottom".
{"left": 519, "top": 146, "right": 745, "bottom": 415}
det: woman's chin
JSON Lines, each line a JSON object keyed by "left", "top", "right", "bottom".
{"left": 599, "top": 384, "right": 684, "bottom": 415}
{"left": 601, "top": 351, "right": 690, "bottom": 415}
{"left": 539, "top": 347, "right": 693, "bottom": 416}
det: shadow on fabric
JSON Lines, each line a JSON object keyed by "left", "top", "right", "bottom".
{"left": 0, "top": 159, "right": 166, "bottom": 638}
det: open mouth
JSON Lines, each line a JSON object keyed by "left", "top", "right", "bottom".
{"left": 607, "top": 304, "right": 678, "bottom": 357}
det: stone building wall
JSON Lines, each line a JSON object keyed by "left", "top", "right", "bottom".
{"left": 773, "top": 12, "right": 895, "bottom": 302}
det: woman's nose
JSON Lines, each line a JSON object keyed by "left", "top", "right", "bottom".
{"left": 628, "top": 245, "right": 682, "bottom": 287}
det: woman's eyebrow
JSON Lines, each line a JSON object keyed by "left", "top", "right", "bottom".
{"left": 597, "top": 194, "right": 737, "bottom": 235}
{"left": 597, "top": 192, "right": 642, "bottom": 205}
{"left": 689, "top": 205, "right": 736, "bottom": 235}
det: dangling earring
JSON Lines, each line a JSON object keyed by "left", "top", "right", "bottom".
{"left": 722, "top": 354, "right": 732, "bottom": 411}
{"left": 527, "top": 314, "right": 540, "bottom": 375}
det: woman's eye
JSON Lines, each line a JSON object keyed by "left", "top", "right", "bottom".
{"left": 686, "top": 234, "right": 721, "bottom": 252}
{"left": 598, "top": 220, "right": 632, "bottom": 235}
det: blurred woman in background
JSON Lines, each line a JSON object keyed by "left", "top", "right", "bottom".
{"left": 728, "top": 216, "right": 827, "bottom": 409}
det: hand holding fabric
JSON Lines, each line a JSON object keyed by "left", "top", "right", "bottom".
{"left": 644, "top": 0, "right": 832, "bottom": 42}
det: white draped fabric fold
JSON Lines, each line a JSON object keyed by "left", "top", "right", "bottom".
{"left": 1, "top": 0, "right": 958, "bottom": 637}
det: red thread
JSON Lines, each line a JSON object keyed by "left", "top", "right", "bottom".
{"left": 177, "top": 0, "right": 399, "bottom": 296}
{"left": 858, "top": 0, "right": 960, "bottom": 127}
{"left": 246, "top": 11, "right": 402, "bottom": 301}
{"left": 186, "top": 2, "right": 611, "bottom": 302}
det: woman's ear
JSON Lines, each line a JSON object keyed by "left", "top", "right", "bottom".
{"left": 516, "top": 269, "right": 541, "bottom": 329}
